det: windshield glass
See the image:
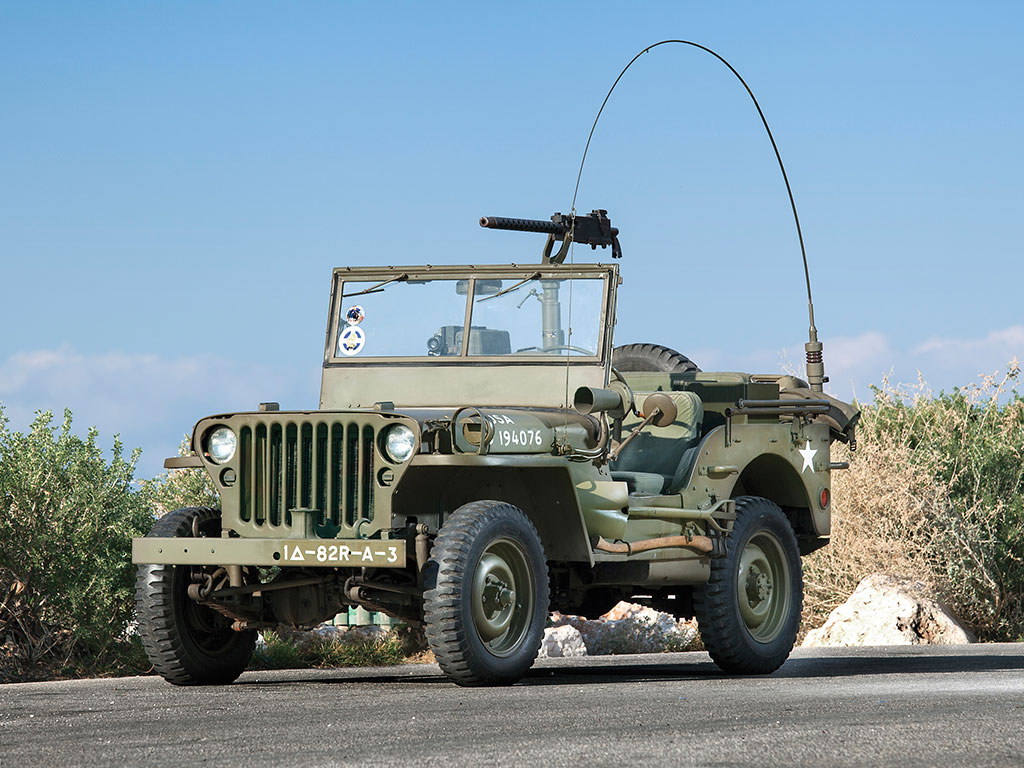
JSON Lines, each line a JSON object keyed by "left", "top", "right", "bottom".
{"left": 336, "top": 279, "right": 468, "bottom": 357}
{"left": 469, "top": 277, "right": 603, "bottom": 356}
{"left": 334, "top": 274, "right": 605, "bottom": 359}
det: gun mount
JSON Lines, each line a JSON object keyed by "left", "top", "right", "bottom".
{"left": 480, "top": 209, "right": 622, "bottom": 264}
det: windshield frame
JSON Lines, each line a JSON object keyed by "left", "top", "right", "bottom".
{"left": 323, "top": 264, "right": 617, "bottom": 366}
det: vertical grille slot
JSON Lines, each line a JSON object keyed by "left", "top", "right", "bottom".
{"left": 285, "top": 423, "right": 297, "bottom": 527}
{"left": 315, "top": 423, "right": 329, "bottom": 525}
{"left": 301, "top": 423, "right": 313, "bottom": 511}
{"left": 254, "top": 424, "right": 267, "bottom": 525}
{"left": 330, "top": 422, "right": 343, "bottom": 526}
{"left": 239, "top": 426, "right": 252, "bottom": 522}
{"left": 269, "top": 423, "right": 283, "bottom": 527}
{"left": 345, "top": 423, "right": 359, "bottom": 527}
{"left": 361, "top": 425, "right": 375, "bottom": 521}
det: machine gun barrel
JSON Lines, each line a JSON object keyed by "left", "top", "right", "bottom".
{"left": 479, "top": 216, "right": 565, "bottom": 234}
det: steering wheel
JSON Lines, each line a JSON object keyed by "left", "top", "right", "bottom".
{"left": 513, "top": 345, "right": 595, "bottom": 356}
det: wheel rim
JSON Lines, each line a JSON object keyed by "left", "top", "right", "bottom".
{"left": 737, "top": 531, "right": 791, "bottom": 643}
{"left": 470, "top": 538, "right": 534, "bottom": 657}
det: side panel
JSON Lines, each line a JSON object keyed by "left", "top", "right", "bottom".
{"left": 394, "top": 455, "right": 594, "bottom": 563}
{"left": 680, "top": 422, "right": 831, "bottom": 537}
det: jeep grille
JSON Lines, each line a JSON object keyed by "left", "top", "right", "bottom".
{"left": 238, "top": 419, "right": 376, "bottom": 534}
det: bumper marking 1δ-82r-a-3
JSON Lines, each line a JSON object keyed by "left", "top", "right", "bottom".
{"left": 131, "top": 537, "right": 407, "bottom": 567}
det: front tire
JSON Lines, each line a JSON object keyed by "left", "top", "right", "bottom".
{"left": 135, "top": 507, "right": 256, "bottom": 685}
{"left": 694, "top": 497, "right": 802, "bottom": 674}
{"left": 423, "top": 501, "right": 549, "bottom": 686}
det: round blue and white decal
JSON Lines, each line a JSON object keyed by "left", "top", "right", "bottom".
{"left": 338, "top": 325, "right": 366, "bottom": 356}
{"left": 345, "top": 305, "right": 365, "bottom": 325}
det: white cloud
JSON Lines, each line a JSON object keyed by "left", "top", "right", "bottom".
{"left": 817, "top": 331, "right": 893, "bottom": 401}
{"left": 3, "top": 326, "right": 1020, "bottom": 477}
{"left": 824, "top": 332, "right": 893, "bottom": 369}
{"left": 717, "top": 326, "right": 1021, "bottom": 403}
{"left": 913, "top": 325, "right": 1024, "bottom": 362}
{"left": 719, "top": 332, "right": 892, "bottom": 401}
{"left": 0, "top": 346, "right": 318, "bottom": 478}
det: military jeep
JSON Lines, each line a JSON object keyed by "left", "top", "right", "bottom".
{"left": 133, "top": 209, "right": 859, "bottom": 686}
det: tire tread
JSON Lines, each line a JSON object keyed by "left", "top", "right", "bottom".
{"left": 423, "top": 501, "right": 548, "bottom": 686}
{"left": 135, "top": 507, "right": 255, "bottom": 685}
{"left": 694, "top": 496, "right": 803, "bottom": 675}
{"left": 612, "top": 343, "right": 700, "bottom": 373}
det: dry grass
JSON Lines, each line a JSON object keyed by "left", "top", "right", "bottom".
{"left": 801, "top": 441, "right": 942, "bottom": 636}
{"left": 802, "top": 362, "right": 1024, "bottom": 641}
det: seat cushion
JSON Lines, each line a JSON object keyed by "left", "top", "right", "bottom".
{"left": 610, "top": 391, "right": 704, "bottom": 484}
{"left": 668, "top": 444, "right": 702, "bottom": 493}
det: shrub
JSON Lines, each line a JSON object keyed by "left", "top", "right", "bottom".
{"left": 804, "top": 362, "right": 1024, "bottom": 642}
{"left": 0, "top": 407, "right": 155, "bottom": 681}
{"left": 251, "top": 630, "right": 407, "bottom": 670}
{"left": 139, "top": 437, "right": 219, "bottom": 515}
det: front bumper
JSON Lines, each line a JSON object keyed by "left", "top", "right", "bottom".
{"left": 132, "top": 537, "right": 407, "bottom": 568}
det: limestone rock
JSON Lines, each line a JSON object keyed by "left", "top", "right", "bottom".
{"left": 537, "top": 625, "right": 588, "bottom": 658}
{"left": 802, "top": 574, "right": 976, "bottom": 647}
{"left": 551, "top": 601, "right": 700, "bottom": 655}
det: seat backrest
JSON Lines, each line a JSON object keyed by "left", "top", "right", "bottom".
{"left": 610, "top": 391, "right": 704, "bottom": 481}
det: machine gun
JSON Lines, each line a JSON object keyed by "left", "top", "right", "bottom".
{"left": 479, "top": 209, "right": 622, "bottom": 264}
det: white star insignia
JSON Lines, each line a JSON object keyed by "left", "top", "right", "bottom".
{"left": 798, "top": 440, "right": 817, "bottom": 473}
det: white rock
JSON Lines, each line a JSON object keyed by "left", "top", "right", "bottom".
{"left": 802, "top": 574, "right": 976, "bottom": 647}
{"left": 309, "top": 624, "right": 346, "bottom": 641}
{"left": 537, "top": 625, "right": 588, "bottom": 658}
{"left": 602, "top": 602, "right": 679, "bottom": 636}
{"left": 550, "top": 601, "right": 701, "bottom": 655}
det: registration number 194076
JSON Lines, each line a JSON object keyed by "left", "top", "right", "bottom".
{"left": 486, "top": 414, "right": 545, "bottom": 448}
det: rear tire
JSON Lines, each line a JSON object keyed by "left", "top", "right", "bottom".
{"left": 694, "top": 496, "right": 802, "bottom": 674}
{"left": 135, "top": 507, "right": 256, "bottom": 685}
{"left": 423, "top": 501, "right": 548, "bottom": 686}
{"left": 612, "top": 343, "right": 700, "bottom": 373}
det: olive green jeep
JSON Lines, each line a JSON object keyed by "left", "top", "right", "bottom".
{"left": 133, "top": 210, "right": 859, "bottom": 686}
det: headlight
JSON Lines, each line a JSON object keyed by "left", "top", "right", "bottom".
{"left": 383, "top": 424, "right": 416, "bottom": 463}
{"left": 207, "top": 426, "right": 237, "bottom": 464}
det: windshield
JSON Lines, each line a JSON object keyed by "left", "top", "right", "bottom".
{"left": 333, "top": 274, "right": 606, "bottom": 360}
{"left": 469, "top": 277, "right": 603, "bottom": 356}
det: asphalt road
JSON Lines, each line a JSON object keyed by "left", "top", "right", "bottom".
{"left": 2, "top": 644, "right": 1023, "bottom": 767}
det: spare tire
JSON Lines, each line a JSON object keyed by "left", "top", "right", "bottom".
{"left": 612, "top": 343, "right": 700, "bottom": 373}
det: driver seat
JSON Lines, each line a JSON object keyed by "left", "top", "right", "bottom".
{"left": 609, "top": 391, "right": 704, "bottom": 496}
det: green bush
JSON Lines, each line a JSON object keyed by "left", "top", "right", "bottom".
{"left": 139, "top": 437, "right": 219, "bottom": 515}
{"left": 0, "top": 407, "right": 155, "bottom": 681}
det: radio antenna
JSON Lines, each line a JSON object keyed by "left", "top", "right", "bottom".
{"left": 572, "top": 40, "right": 826, "bottom": 392}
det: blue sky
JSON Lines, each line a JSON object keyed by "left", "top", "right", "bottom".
{"left": 1, "top": 2, "right": 1022, "bottom": 478}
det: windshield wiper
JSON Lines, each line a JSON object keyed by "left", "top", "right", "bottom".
{"left": 477, "top": 272, "right": 541, "bottom": 302}
{"left": 342, "top": 273, "right": 408, "bottom": 298}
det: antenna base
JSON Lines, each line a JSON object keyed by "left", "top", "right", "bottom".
{"left": 805, "top": 339, "right": 824, "bottom": 393}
